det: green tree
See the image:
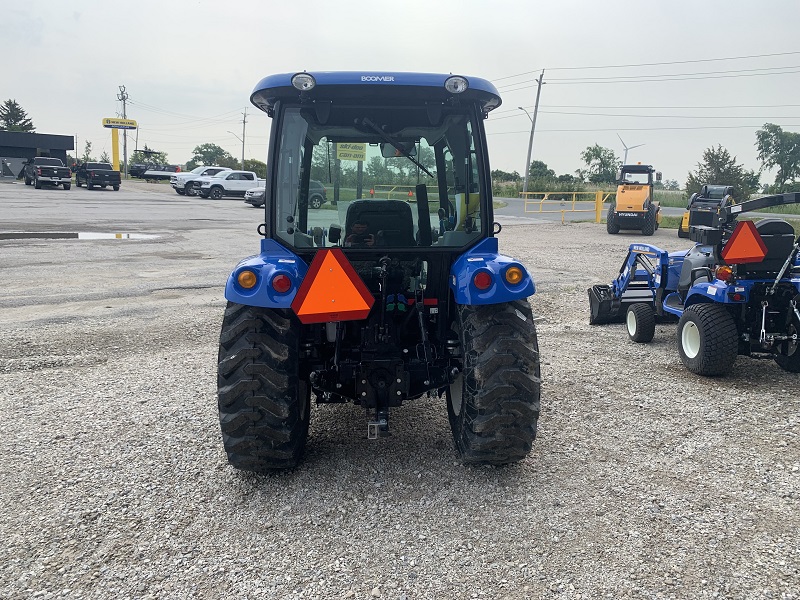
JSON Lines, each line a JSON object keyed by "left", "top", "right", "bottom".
{"left": 556, "top": 173, "right": 578, "bottom": 185}
{"left": 99, "top": 151, "right": 111, "bottom": 164}
{"left": 578, "top": 144, "right": 620, "bottom": 184}
{"left": 491, "top": 169, "right": 520, "bottom": 182}
{"left": 130, "top": 144, "right": 168, "bottom": 166}
{"left": 528, "top": 160, "right": 555, "bottom": 180}
{"left": 365, "top": 156, "right": 392, "bottom": 183}
{"left": 0, "top": 99, "right": 35, "bottom": 132}
{"left": 685, "top": 145, "right": 759, "bottom": 202}
{"left": 81, "top": 141, "right": 95, "bottom": 163}
{"left": 755, "top": 123, "right": 800, "bottom": 192}
{"left": 664, "top": 179, "right": 680, "bottom": 191}
{"left": 243, "top": 158, "right": 266, "bottom": 178}
{"left": 186, "top": 143, "right": 236, "bottom": 170}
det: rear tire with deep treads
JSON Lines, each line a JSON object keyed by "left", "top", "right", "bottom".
{"left": 641, "top": 204, "right": 657, "bottom": 236}
{"left": 677, "top": 304, "right": 738, "bottom": 376}
{"left": 606, "top": 204, "right": 620, "bottom": 234}
{"left": 447, "top": 299, "right": 541, "bottom": 465}
{"left": 217, "top": 302, "right": 310, "bottom": 472}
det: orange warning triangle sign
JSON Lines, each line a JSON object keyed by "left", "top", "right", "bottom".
{"left": 291, "top": 249, "right": 375, "bottom": 324}
{"left": 721, "top": 220, "right": 768, "bottom": 264}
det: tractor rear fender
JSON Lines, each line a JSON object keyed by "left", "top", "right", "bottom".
{"left": 450, "top": 237, "right": 535, "bottom": 305}
{"left": 684, "top": 280, "right": 738, "bottom": 308}
{"left": 224, "top": 239, "right": 308, "bottom": 308}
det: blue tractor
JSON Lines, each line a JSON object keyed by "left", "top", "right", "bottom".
{"left": 217, "top": 72, "right": 541, "bottom": 471}
{"left": 589, "top": 190, "right": 800, "bottom": 376}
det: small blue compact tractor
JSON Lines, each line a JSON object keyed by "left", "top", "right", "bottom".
{"left": 217, "top": 72, "right": 541, "bottom": 471}
{"left": 589, "top": 189, "right": 800, "bottom": 376}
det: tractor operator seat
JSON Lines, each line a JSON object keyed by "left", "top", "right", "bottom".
{"left": 344, "top": 200, "right": 416, "bottom": 247}
{"left": 736, "top": 218, "right": 796, "bottom": 277}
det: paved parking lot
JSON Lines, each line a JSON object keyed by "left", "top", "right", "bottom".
{"left": 1, "top": 181, "right": 798, "bottom": 599}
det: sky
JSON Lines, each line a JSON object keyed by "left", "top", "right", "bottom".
{"left": 3, "top": 0, "right": 800, "bottom": 187}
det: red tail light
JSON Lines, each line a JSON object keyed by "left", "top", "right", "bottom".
{"left": 473, "top": 271, "right": 493, "bottom": 290}
{"left": 90, "top": 171, "right": 95, "bottom": 177}
{"left": 37, "top": 168, "right": 42, "bottom": 175}
{"left": 271, "top": 274, "right": 292, "bottom": 294}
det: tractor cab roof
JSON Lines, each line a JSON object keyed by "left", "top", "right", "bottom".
{"left": 619, "top": 164, "right": 655, "bottom": 174}
{"left": 250, "top": 71, "right": 502, "bottom": 116}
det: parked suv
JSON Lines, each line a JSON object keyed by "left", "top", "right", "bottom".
{"left": 244, "top": 179, "right": 327, "bottom": 208}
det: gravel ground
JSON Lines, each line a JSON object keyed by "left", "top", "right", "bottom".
{"left": 0, "top": 207, "right": 798, "bottom": 599}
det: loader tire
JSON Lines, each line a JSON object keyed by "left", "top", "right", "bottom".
{"left": 447, "top": 299, "right": 541, "bottom": 465}
{"left": 606, "top": 205, "right": 620, "bottom": 234}
{"left": 626, "top": 303, "right": 656, "bottom": 343}
{"left": 217, "top": 302, "right": 310, "bottom": 472}
{"left": 677, "top": 304, "right": 738, "bottom": 376}
{"left": 641, "top": 204, "right": 657, "bottom": 236}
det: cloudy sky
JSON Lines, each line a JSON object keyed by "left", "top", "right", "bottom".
{"left": 4, "top": 0, "right": 800, "bottom": 186}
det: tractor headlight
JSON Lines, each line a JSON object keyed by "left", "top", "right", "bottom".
{"left": 444, "top": 76, "right": 469, "bottom": 94}
{"left": 292, "top": 73, "right": 316, "bottom": 91}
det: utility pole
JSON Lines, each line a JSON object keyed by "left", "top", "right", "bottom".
{"left": 117, "top": 85, "right": 129, "bottom": 178}
{"left": 240, "top": 108, "right": 247, "bottom": 169}
{"left": 520, "top": 69, "right": 545, "bottom": 195}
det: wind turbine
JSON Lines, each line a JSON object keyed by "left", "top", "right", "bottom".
{"left": 618, "top": 134, "right": 644, "bottom": 165}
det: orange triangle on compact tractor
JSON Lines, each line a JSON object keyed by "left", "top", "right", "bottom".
{"left": 291, "top": 249, "right": 375, "bottom": 324}
{"left": 721, "top": 220, "right": 768, "bottom": 264}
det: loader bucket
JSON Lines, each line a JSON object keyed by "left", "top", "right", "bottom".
{"left": 588, "top": 284, "right": 620, "bottom": 325}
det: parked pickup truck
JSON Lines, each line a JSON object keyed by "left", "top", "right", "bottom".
{"left": 22, "top": 157, "right": 72, "bottom": 190}
{"left": 195, "top": 170, "right": 264, "bottom": 199}
{"left": 170, "top": 166, "right": 231, "bottom": 196}
{"left": 75, "top": 162, "right": 122, "bottom": 190}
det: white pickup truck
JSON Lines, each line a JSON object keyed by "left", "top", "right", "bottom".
{"left": 195, "top": 170, "right": 265, "bottom": 199}
{"left": 170, "top": 166, "right": 231, "bottom": 196}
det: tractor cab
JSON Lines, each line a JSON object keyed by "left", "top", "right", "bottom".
{"left": 606, "top": 164, "right": 662, "bottom": 236}
{"left": 217, "top": 72, "right": 541, "bottom": 472}
{"left": 250, "top": 72, "right": 501, "bottom": 257}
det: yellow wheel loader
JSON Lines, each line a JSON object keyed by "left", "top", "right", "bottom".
{"left": 606, "top": 164, "right": 662, "bottom": 236}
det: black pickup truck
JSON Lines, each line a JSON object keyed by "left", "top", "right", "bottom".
{"left": 21, "top": 157, "right": 73, "bottom": 190}
{"left": 75, "top": 162, "right": 122, "bottom": 190}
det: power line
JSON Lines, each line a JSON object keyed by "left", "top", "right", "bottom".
{"left": 527, "top": 103, "right": 800, "bottom": 111}
{"left": 546, "top": 64, "right": 800, "bottom": 82}
{"left": 127, "top": 99, "right": 246, "bottom": 123}
{"left": 487, "top": 124, "right": 800, "bottom": 134}
{"left": 497, "top": 68, "right": 800, "bottom": 92}
{"left": 494, "top": 50, "right": 800, "bottom": 81}
{"left": 490, "top": 109, "right": 800, "bottom": 121}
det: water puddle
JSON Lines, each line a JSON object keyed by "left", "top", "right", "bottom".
{"left": 0, "top": 232, "right": 160, "bottom": 240}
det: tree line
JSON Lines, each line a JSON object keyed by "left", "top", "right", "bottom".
{"left": 494, "top": 124, "right": 800, "bottom": 201}
{"left": 5, "top": 98, "right": 800, "bottom": 198}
